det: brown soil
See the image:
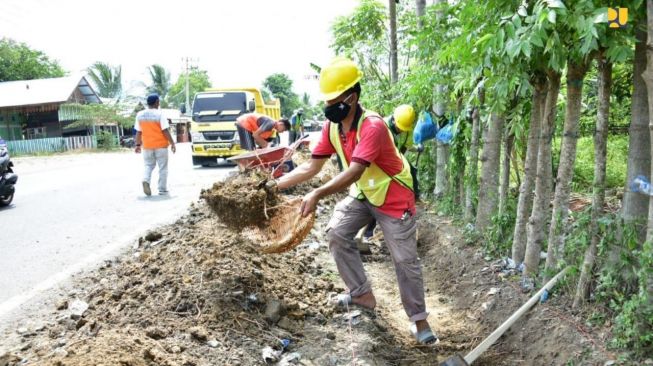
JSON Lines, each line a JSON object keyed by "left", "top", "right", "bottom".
{"left": 0, "top": 161, "right": 616, "bottom": 365}
{"left": 200, "top": 170, "right": 278, "bottom": 230}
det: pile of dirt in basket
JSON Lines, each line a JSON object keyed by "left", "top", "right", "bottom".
{"left": 200, "top": 171, "right": 278, "bottom": 230}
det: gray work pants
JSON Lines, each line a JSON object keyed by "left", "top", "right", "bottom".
{"left": 143, "top": 148, "right": 169, "bottom": 192}
{"left": 326, "top": 196, "right": 429, "bottom": 322}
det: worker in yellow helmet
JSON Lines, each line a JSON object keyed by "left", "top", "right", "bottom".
{"left": 386, "top": 104, "right": 417, "bottom": 154}
{"left": 270, "top": 56, "right": 437, "bottom": 345}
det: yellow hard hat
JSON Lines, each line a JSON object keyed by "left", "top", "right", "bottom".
{"left": 393, "top": 105, "right": 416, "bottom": 132}
{"left": 319, "top": 56, "right": 363, "bottom": 101}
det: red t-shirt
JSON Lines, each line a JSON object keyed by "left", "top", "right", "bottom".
{"left": 311, "top": 113, "right": 415, "bottom": 219}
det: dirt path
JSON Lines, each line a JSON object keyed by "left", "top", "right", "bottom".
{"left": 0, "top": 164, "right": 614, "bottom": 365}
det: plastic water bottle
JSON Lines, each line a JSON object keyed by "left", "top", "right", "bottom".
{"left": 540, "top": 289, "right": 549, "bottom": 303}
{"left": 631, "top": 175, "right": 653, "bottom": 196}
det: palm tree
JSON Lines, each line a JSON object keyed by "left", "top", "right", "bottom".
{"left": 87, "top": 62, "right": 122, "bottom": 99}
{"left": 146, "top": 64, "right": 171, "bottom": 106}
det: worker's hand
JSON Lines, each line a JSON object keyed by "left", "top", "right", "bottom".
{"left": 135, "top": 146, "right": 141, "bottom": 154}
{"left": 264, "top": 180, "right": 278, "bottom": 194}
{"left": 170, "top": 144, "right": 176, "bottom": 154}
{"left": 300, "top": 190, "right": 320, "bottom": 217}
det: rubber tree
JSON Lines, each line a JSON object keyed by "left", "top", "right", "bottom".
{"left": 499, "top": 95, "right": 520, "bottom": 218}
{"left": 512, "top": 73, "right": 547, "bottom": 264}
{"left": 389, "top": 0, "right": 398, "bottom": 84}
{"left": 524, "top": 71, "right": 560, "bottom": 276}
{"left": 624, "top": 28, "right": 651, "bottom": 235}
{"left": 470, "top": 0, "right": 530, "bottom": 232}
{"left": 573, "top": 3, "right": 639, "bottom": 305}
{"left": 645, "top": 0, "right": 653, "bottom": 242}
{"left": 545, "top": 0, "right": 606, "bottom": 272}
{"left": 476, "top": 112, "right": 505, "bottom": 231}
{"left": 545, "top": 57, "right": 591, "bottom": 272}
{"left": 416, "top": 0, "right": 426, "bottom": 26}
{"left": 573, "top": 50, "right": 611, "bottom": 307}
{"left": 465, "top": 84, "right": 484, "bottom": 222}
{"left": 330, "top": 0, "right": 393, "bottom": 109}
{"left": 433, "top": 0, "right": 449, "bottom": 198}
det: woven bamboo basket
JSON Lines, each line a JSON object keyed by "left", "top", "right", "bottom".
{"left": 243, "top": 197, "right": 315, "bottom": 254}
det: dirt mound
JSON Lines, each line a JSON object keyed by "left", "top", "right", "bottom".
{"left": 200, "top": 171, "right": 277, "bottom": 230}
{"left": 0, "top": 154, "right": 614, "bottom": 365}
{"left": 3, "top": 204, "right": 340, "bottom": 366}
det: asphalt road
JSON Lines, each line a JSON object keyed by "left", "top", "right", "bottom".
{"left": 0, "top": 143, "right": 234, "bottom": 318}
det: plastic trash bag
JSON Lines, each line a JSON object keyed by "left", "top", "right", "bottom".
{"left": 413, "top": 111, "right": 438, "bottom": 145}
{"left": 436, "top": 120, "right": 455, "bottom": 144}
{"left": 631, "top": 175, "right": 652, "bottom": 196}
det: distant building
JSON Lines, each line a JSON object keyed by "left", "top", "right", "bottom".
{"left": 0, "top": 76, "right": 101, "bottom": 140}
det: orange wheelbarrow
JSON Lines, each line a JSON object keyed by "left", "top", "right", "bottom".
{"left": 227, "top": 136, "right": 310, "bottom": 178}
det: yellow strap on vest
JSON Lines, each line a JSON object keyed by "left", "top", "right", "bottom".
{"left": 329, "top": 110, "right": 413, "bottom": 207}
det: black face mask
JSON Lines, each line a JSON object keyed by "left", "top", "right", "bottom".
{"left": 324, "top": 95, "right": 354, "bottom": 124}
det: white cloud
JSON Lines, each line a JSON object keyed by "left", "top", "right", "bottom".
{"left": 0, "top": 0, "right": 358, "bottom": 102}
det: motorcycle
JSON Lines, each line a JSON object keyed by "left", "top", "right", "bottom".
{"left": 0, "top": 138, "right": 17, "bottom": 206}
{"left": 120, "top": 136, "right": 135, "bottom": 148}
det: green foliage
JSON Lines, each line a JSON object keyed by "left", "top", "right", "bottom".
{"left": 87, "top": 62, "right": 122, "bottom": 99}
{"left": 590, "top": 219, "right": 653, "bottom": 357}
{"left": 263, "top": 73, "right": 300, "bottom": 118}
{"left": 483, "top": 198, "right": 517, "bottom": 257}
{"left": 551, "top": 135, "right": 628, "bottom": 191}
{"left": 62, "top": 103, "right": 133, "bottom": 129}
{"left": 0, "top": 38, "right": 65, "bottom": 81}
{"left": 96, "top": 130, "right": 118, "bottom": 150}
{"left": 557, "top": 210, "right": 652, "bottom": 357}
{"left": 147, "top": 64, "right": 171, "bottom": 106}
{"left": 414, "top": 140, "right": 436, "bottom": 195}
{"left": 168, "top": 68, "right": 211, "bottom": 109}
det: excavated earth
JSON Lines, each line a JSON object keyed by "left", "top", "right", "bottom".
{"left": 0, "top": 157, "right": 617, "bottom": 366}
{"left": 201, "top": 171, "right": 278, "bottom": 230}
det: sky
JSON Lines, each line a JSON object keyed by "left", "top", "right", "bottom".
{"left": 0, "top": 0, "right": 359, "bottom": 104}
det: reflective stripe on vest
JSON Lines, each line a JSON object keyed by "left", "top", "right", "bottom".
{"left": 329, "top": 111, "right": 413, "bottom": 207}
{"left": 239, "top": 113, "right": 275, "bottom": 140}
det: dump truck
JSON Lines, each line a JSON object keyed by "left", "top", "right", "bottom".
{"left": 189, "top": 88, "right": 281, "bottom": 166}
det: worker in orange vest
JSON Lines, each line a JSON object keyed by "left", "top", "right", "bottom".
{"left": 235, "top": 113, "right": 290, "bottom": 150}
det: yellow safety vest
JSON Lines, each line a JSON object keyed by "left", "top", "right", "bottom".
{"left": 329, "top": 111, "right": 413, "bottom": 207}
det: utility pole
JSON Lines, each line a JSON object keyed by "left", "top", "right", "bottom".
{"left": 184, "top": 57, "right": 191, "bottom": 116}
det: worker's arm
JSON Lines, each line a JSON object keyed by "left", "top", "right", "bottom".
{"left": 252, "top": 128, "right": 269, "bottom": 148}
{"left": 162, "top": 129, "right": 176, "bottom": 153}
{"left": 277, "top": 158, "right": 328, "bottom": 190}
{"left": 134, "top": 131, "right": 142, "bottom": 153}
{"left": 300, "top": 162, "right": 366, "bottom": 216}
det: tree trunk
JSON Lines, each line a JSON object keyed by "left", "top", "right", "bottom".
{"left": 435, "top": 142, "right": 449, "bottom": 197}
{"left": 476, "top": 113, "right": 504, "bottom": 232}
{"left": 499, "top": 131, "right": 514, "bottom": 217}
{"left": 524, "top": 71, "right": 561, "bottom": 277}
{"left": 545, "top": 59, "right": 590, "bottom": 272}
{"left": 389, "top": 0, "right": 398, "bottom": 84}
{"left": 623, "top": 28, "right": 651, "bottom": 236}
{"left": 416, "top": 0, "right": 426, "bottom": 27}
{"left": 645, "top": 0, "right": 653, "bottom": 242}
{"left": 433, "top": 0, "right": 448, "bottom": 198}
{"left": 645, "top": 0, "right": 653, "bottom": 309}
{"left": 465, "top": 106, "right": 482, "bottom": 222}
{"left": 574, "top": 53, "right": 611, "bottom": 308}
{"left": 511, "top": 147, "right": 522, "bottom": 192}
{"left": 512, "top": 76, "right": 547, "bottom": 264}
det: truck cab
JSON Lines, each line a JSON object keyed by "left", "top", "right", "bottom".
{"left": 190, "top": 88, "right": 280, "bottom": 166}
